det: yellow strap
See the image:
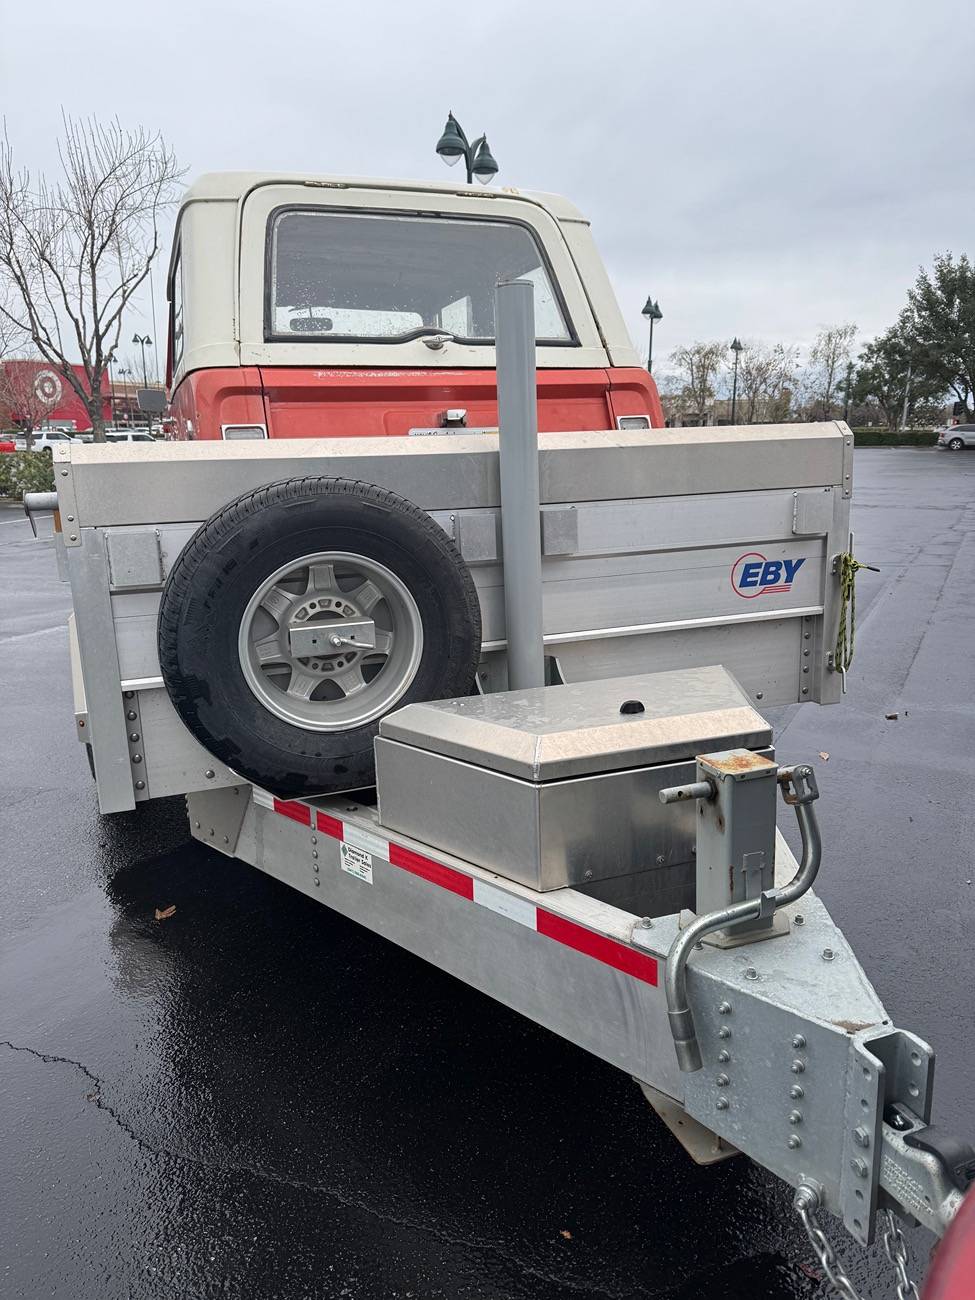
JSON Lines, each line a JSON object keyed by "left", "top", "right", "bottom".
{"left": 834, "top": 553, "right": 866, "bottom": 673}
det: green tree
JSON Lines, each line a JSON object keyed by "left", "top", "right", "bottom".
{"left": 854, "top": 319, "right": 944, "bottom": 430}
{"left": 903, "top": 253, "right": 974, "bottom": 418}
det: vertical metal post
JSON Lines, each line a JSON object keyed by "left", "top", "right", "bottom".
{"left": 901, "top": 360, "right": 912, "bottom": 432}
{"left": 495, "top": 279, "right": 545, "bottom": 690}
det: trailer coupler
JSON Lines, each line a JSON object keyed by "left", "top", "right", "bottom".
{"left": 656, "top": 754, "right": 973, "bottom": 1267}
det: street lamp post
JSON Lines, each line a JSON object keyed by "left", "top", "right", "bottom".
{"left": 730, "top": 337, "right": 744, "bottom": 424}
{"left": 641, "top": 297, "right": 662, "bottom": 373}
{"left": 436, "top": 112, "right": 499, "bottom": 185}
{"left": 132, "top": 333, "right": 153, "bottom": 433}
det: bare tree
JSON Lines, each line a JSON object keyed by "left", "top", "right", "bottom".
{"left": 0, "top": 115, "right": 182, "bottom": 441}
{"left": 736, "top": 342, "right": 800, "bottom": 423}
{"left": 669, "top": 341, "right": 725, "bottom": 424}
{"left": 0, "top": 357, "right": 61, "bottom": 446}
{"left": 805, "top": 324, "right": 858, "bottom": 419}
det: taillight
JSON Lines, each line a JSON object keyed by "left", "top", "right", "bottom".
{"left": 221, "top": 424, "right": 267, "bottom": 440}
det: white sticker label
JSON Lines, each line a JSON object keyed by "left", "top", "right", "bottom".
{"left": 473, "top": 880, "right": 537, "bottom": 929}
{"left": 340, "top": 842, "right": 374, "bottom": 884}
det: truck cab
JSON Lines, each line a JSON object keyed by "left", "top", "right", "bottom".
{"left": 165, "top": 173, "right": 662, "bottom": 440}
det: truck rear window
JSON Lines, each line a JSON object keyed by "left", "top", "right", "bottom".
{"left": 267, "top": 209, "right": 574, "bottom": 345}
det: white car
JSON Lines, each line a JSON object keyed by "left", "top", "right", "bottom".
{"left": 936, "top": 423, "right": 975, "bottom": 450}
{"left": 104, "top": 430, "right": 157, "bottom": 443}
{"left": 13, "top": 429, "right": 79, "bottom": 453}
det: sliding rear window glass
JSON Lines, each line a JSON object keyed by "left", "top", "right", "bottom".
{"left": 267, "top": 209, "right": 574, "bottom": 345}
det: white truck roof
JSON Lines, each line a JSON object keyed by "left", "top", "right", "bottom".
{"left": 177, "top": 172, "right": 590, "bottom": 224}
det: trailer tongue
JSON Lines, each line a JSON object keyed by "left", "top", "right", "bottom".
{"left": 187, "top": 662, "right": 971, "bottom": 1292}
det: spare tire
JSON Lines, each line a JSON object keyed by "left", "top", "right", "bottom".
{"left": 158, "top": 476, "right": 481, "bottom": 797}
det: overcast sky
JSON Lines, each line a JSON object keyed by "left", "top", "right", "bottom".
{"left": 2, "top": 0, "right": 972, "bottom": 376}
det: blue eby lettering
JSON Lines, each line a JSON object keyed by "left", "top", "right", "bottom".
{"left": 733, "top": 554, "right": 806, "bottom": 595}
{"left": 783, "top": 558, "right": 805, "bottom": 583}
{"left": 739, "top": 561, "right": 763, "bottom": 588}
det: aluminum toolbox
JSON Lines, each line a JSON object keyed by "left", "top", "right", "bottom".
{"left": 376, "top": 666, "right": 772, "bottom": 892}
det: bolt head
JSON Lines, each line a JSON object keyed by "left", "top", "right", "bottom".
{"left": 822, "top": 948, "right": 835, "bottom": 961}
{"left": 792, "top": 1034, "right": 806, "bottom": 1049}
{"left": 640, "top": 917, "right": 653, "bottom": 929}
{"left": 791, "top": 1059, "right": 805, "bottom": 1074}
{"left": 788, "top": 1134, "right": 802, "bottom": 1149}
{"left": 744, "top": 967, "right": 758, "bottom": 980}
{"left": 126, "top": 710, "right": 137, "bottom": 721}
{"left": 789, "top": 1109, "right": 803, "bottom": 1124}
{"left": 715, "top": 1097, "right": 729, "bottom": 1110}
{"left": 850, "top": 1157, "right": 869, "bottom": 1178}
{"left": 314, "top": 879, "right": 320, "bottom": 888}
{"left": 716, "top": 1073, "right": 730, "bottom": 1087}
{"left": 853, "top": 1126, "right": 871, "bottom": 1148}
{"left": 794, "top": 914, "right": 804, "bottom": 925}
{"left": 718, "top": 1050, "right": 730, "bottom": 1063}
{"left": 718, "top": 1001, "right": 732, "bottom": 1015}
{"left": 134, "top": 780, "right": 145, "bottom": 791}
{"left": 312, "top": 850, "right": 318, "bottom": 860}
{"left": 205, "top": 769, "right": 215, "bottom": 779}
{"left": 718, "top": 1026, "right": 731, "bottom": 1039}
{"left": 129, "top": 732, "right": 140, "bottom": 743}
{"left": 790, "top": 1084, "right": 804, "bottom": 1100}
{"left": 131, "top": 753, "right": 142, "bottom": 764}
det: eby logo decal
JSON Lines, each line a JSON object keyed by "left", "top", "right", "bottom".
{"left": 731, "top": 552, "right": 805, "bottom": 598}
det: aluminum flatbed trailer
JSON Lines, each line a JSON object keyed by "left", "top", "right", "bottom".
{"left": 26, "top": 282, "right": 974, "bottom": 1300}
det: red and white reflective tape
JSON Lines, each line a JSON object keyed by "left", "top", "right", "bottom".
{"left": 256, "top": 792, "right": 657, "bottom": 987}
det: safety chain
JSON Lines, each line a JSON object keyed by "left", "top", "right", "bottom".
{"left": 833, "top": 553, "right": 878, "bottom": 693}
{"left": 794, "top": 1186, "right": 919, "bottom": 1300}
{"left": 881, "top": 1209, "right": 920, "bottom": 1300}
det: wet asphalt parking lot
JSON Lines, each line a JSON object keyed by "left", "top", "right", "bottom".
{"left": 1, "top": 448, "right": 973, "bottom": 1300}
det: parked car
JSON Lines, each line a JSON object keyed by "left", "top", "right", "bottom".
{"left": 0, "top": 435, "right": 16, "bottom": 453}
{"left": 936, "top": 423, "right": 975, "bottom": 450}
{"left": 13, "top": 429, "right": 80, "bottom": 453}
{"left": 104, "top": 430, "right": 156, "bottom": 443}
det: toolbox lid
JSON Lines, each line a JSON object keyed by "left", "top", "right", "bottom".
{"left": 379, "top": 665, "right": 771, "bottom": 782}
